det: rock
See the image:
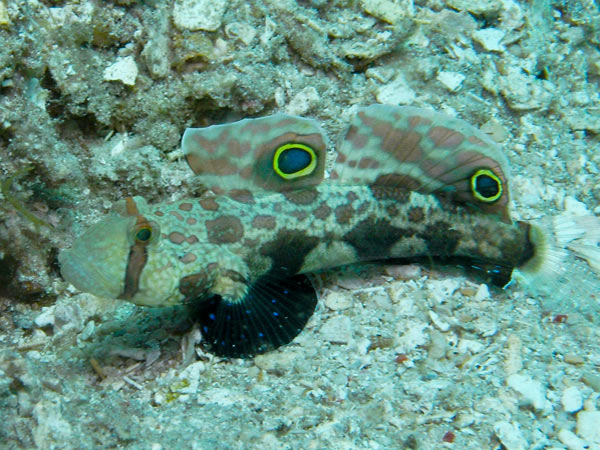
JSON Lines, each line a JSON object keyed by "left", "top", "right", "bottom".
{"left": 175, "top": 361, "right": 205, "bottom": 394}
{"left": 493, "top": 421, "right": 527, "bottom": 450}
{"left": 472, "top": 28, "right": 506, "bottom": 52}
{"left": 561, "top": 386, "right": 583, "bottom": 413}
{"left": 0, "top": 0, "right": 9, "bottom": 27}
{"left": 142, "top": 9, "right": 170, "bottom": 79}
{"left": 437, "top": 71, "right": 465, "bottom": 92}
{"left": 375, "top": 75, "right": 416, "bottom": 105}
{"left": 557, "top": 429, "right": 589, "bottom": 450}
{"left": 173, "top": 0, "right": 227, "bottom": 32}
{"left": 254, "top": 351, "right": 298, "bottom": 373}
{"left": 320, "top": 316, "right": 352, "bottom": 344}
{"left": 427, "top": 279, "right": 460, "bottom": 304}
{"left": 324, "top": 291, "right": 353, "bottom": 311}
{"left": 563, "top": 196, "right": 589, "bottom": 216}
{"left": 34, "top": 306, "right": 55, "bottom": 328}
{"left": 103, "top": 56, "right": 138, "bottom": 86}
{"left": 285, "top": 87, "right": 319, "bottom": 115}
{"left": 33, "top": 400, "right": 73, "bottom": 448}
{"left": 445, "top": 0, "right": 502, "bottom": 15}
{"left": 429, "top": 310, "right": 450, "bottom": 332}
{"left": 225, "top": 22, "right": 257, "bottom": 45}
{"left": 507, "top": 373, "right": 551, "bottom": 413}
{"left": 503, "top": 334, "right": 523, "bottom": 375}
{"left": 498, "top": 67, "right": 554, "bottom": 111}
{"left": 359, "top": 0, "right": 413, "bottom": 25}
{"left": 473, "top": 284, "right": 491, "bottom": 301}
{"left": 576, "top": 410, "right": 600, "bottom": 445}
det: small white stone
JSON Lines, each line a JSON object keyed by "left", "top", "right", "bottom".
{"left": 285, "top": 87, "right": 319, "bottom": 116}
{"left": 376, "top": 76, "right": 416, "bottom": 105}
{"left": 507, "top": 373, "right": 551, "bottom": 412}
{"left": 472, "top": 284, "right": 490, "bottom": 301}
{"left": 562, "top": 386, "right": 584, "bottom": 413}
{"left": 103, "top": 56, "right": 138, "bottom": 86}
{"left": 564, "top": 196, "right": 589, "bottom": 216}
{"left": 458, "top": 338, "right": 485, "bottom": 354}
{"left": 34, "top": 307, "right": 55, "bottom": 328}
{"left": 437, "top": 71, "right": 465, "bottom": 92}
{"left": 472, "top": 28, "right": 506, "bottom": 52}
{"left": 429, "top": 310, "right": 450, "bottom": 332}
{"left": 254, "top": 351, "right": 298, "bottom": 373}
{"left": 427, "top": 279, "right": 460, "bottom": 304}
{"left": 320, "top": 316, "right": 352, "bottom": 344}
{"left": 493, "top": 421, "right": 527, "bottom": 450}
{"left": 173, "top": 0, "right": 227, "bottom": 31}
{"left": 176, "top": 361, "right": 205, "bottom": 394}
{"left": 224, "top": 22, "right": 257, "bottom": 45}
{"left": 576, "top": 410, "right": 600, "bottom": 445}
{"left": 558, "top": 428, "right": 590, "bottom": 450}
{"left": 324, "top": 291, "right": 353, "bottom": 311}
{"left": 359, "top": 0, "right": 413, "bottom": 24}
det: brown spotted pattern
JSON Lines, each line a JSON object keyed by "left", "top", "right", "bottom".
{"left": 60, "top": 105, "right": 533, "bottom": 317}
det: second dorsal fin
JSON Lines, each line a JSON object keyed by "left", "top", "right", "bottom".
{"left": 182, "top": 114, "right": 328, "bottom": 194}
{"left": 332, "top": 105, "right": 512, "bottom": 222}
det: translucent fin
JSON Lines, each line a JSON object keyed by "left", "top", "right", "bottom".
{"left": 182, "top": 114, "right": 328, "bottom": 194}
{"left": 193, "top": 274, "right": 318, "bottom": 358}
{"left": 511, "top": 214, "right": 600, "bottom": 310}
{"left": 553, "top": 214, "right": 600, "bottom": 273}
{"left": 334, "top": 105, "right": 512, "bottom": 222}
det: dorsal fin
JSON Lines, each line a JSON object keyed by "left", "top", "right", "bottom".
{"left": 182, "top": 114, "right": 328, "bottom": 194}
{"left": 332, "top": 105, "right": 512, "bottom": 222}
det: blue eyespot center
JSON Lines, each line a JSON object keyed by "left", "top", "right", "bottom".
{"left": 273, "top": 143, "right": 317, "bottom": 180}
{"left": 471, "top": 169, "right": 502, "bottom": 203}
{"left": 278, "top": 147, "right": 312, "bottom": 174}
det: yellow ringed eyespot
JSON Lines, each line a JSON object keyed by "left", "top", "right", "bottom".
{"left": 470, "top": 169, "right": 503, "bottom": 203}
{"left": 273, "top": 143, "right": 317, "bottom": 180}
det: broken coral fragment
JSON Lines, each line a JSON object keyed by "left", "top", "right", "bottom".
{"left": 103, "top": 56, "right": 138, "bottom": 86}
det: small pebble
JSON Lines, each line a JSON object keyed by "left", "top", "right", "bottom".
{"left": 324, "top": 291, "right": 353, "bottom": 311}
{"left": 173, "top": 0, "right": 227, "bottom": 31}
{"left": 576, "top": 410, "right": 600, "bottom": 445}
{"left": 562, "top": 386, "right": 583, "bottom": 413}
{"left": 472, "top": 28, "right": 506, "bottom": 52}
{"left": 493, "top": 421, "right": 527, "bottom": 450}
{"left": 564, "top": 354, "right": 585, "bottom": 365}
{"left": 376, "top": 75, "right": 416, "bottom": 105}
{"left": 558, "top": 428, "right": 589, "bottom": 450}
{"left": 320, "top": 316, "right": 352, "bottom": 344}
{"left": 103, "top": 56, "right": 138, "bottom": 86}
{"left": 507, "top": 373, "right": 551, "bottom": 412}
{"left": 437, "top": 71, "right": 465, "bottom": 92}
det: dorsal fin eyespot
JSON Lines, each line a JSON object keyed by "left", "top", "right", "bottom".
{"left": 181, "top": 105, "right": 512, "bottom": 220}
{"left": 182, "top": 114, "right": 328, "bottom": 193}
{"left": 335, "top": 105, "right": 512, "bottom": 221}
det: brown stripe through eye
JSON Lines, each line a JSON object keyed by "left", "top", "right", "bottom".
{"left": 119, "top": 198, "right": 153, "bottom": 300}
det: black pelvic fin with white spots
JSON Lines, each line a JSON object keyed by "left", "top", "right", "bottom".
{"left": 192, "top": 274, "right": 318, "bottom": 358}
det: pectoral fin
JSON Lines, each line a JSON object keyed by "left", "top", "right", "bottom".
{"left": 192, "top": 274, "right": 318, "bottom": 358}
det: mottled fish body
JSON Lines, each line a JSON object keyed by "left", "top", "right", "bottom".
{"left": 59, "top": 105, "right": 571, "bottom": 357}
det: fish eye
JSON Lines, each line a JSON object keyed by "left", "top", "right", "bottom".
{"left": 273, "top": 143, "right": 317, "bottom": 180}
{"left": 470, "top": 169, "right": 503, "bottom": 203}
{"left": 131, "top": 221, "right": 160, "bottom": 246}
{"left": 135, "top": 227, "right": 152, "bottom": 242}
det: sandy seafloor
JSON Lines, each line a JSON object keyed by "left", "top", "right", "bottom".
{"left": 1, "top": 0, "right": 600, "bottom": 449}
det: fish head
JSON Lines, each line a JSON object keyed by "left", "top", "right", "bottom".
{"left": 59, "top": 196, "right": 200, "bottom": 307}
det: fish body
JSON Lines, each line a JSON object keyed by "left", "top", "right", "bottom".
{"left": 59, "top": 105, "right": 548, "bottom": 357}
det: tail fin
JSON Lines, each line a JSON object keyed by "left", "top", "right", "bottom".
{"left": 511, "top": 213, "right": 600, "bottom": 310}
